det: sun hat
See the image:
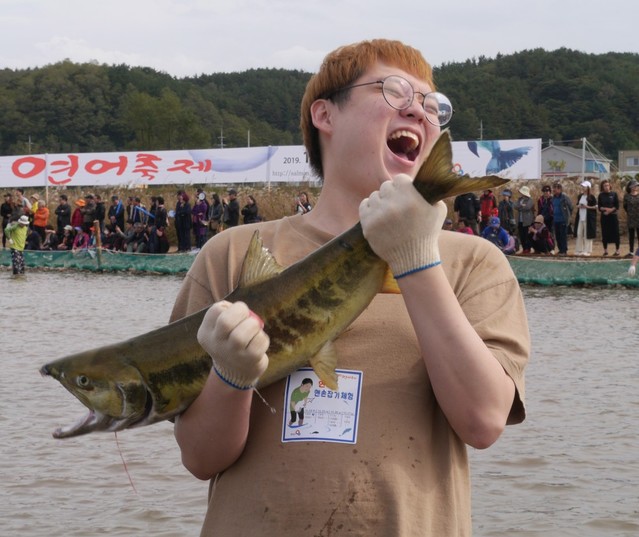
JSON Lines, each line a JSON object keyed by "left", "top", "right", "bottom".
{"left": 534, "top": 215, "right": 545, "bottom": 224}
{"left": 490, "top": 216, "right": 500, "bottom": 226}
{"left": 518, "top": 186, "right": 531, "bottom": 197}
{"left": 18, "top": 215, "right": 30, "bottom": 225}
{"left": 580, "top": 180, "right": 592, "bottom": 188}
{"left": 75, "top": 199, "right": 86, "bottom": 207}
{"left": 30, "top": 193, "right": 40, "bottom": 201}
{"left": 64, "top": 224, "right": 73, "bottom": 231}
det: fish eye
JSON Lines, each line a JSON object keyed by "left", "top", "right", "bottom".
{"left": 76, "top": 375, "right": 90, "bottom": 388}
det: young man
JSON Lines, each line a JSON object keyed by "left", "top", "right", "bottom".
{"left": 171, "top": 39, "right": 529, "bottom": 536}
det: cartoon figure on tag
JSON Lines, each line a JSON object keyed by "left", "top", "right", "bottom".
{"left": 288, "top": 378, "right": 313, "bottom": 427}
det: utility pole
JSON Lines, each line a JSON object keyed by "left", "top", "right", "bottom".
{"left": 218, "top": 127, "right": 225, "bottom": 149}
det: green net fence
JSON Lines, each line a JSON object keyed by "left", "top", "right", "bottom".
{"left": 0, "top": 249, "right": 194, "bottom": 274}
{"left": 2, "top": 249, "right": 637, "bottom": 286}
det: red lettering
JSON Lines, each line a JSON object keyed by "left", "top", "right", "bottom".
{"left": 167, "top": 159, "right": 213, "bottom": 174}
{"left": 133, "top": 153, "right": 162, "bottom": 181}
{"left": 48, "top": 155, "right": 80, "bottom": 185}
{"left": 85, "top": 156, "right": 128, "bottom": 175}
{"left": 11, "top": 156, "right": 46, "bottom": 179}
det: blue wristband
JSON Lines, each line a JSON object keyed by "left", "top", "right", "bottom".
{"left": 394, "top": 260, "right": 442, "bottom": 280}
{"left": 212, "top": 364, "right": 254, "bottom": 390}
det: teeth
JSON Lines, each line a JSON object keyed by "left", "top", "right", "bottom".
{"left": 388, "top": 130, "right": 419, "bottom": 152}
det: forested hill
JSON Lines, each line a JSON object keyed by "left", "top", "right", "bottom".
{"left": 0, "top": 48, "right": 637, "bottom": 159}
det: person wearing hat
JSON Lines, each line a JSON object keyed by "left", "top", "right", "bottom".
{"left": 497, "top": 189, "right": 515, "bottom": 235}
{"left": 481, "top": 216, "right": 515, "bottom": 254}
{"left": 223, "top": 188, "right": 240, "bottom": 228}
{"left": 71, "top": 199, "right": 85, "bottom": 230}
{"left": 622, "top": 180, "right": 639, "bottom": 257}
{"left": 4, "top": 215, "right": 30, "bottom": 275}
{"left": 528, "top": 214, "right": 554, "bottom": 254}
{"left": 515, "top": 186, "right": 535, "bottom": 254}
{"left": 551, "top": 182, "right": 573, "bottom": 256}
{"left": 574, "top": 180, "right": 597, "bottom": 256}
{"left": 32, "top": 198, "right": 50, "bottom": 242}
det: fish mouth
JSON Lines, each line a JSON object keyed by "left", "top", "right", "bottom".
{"left": 387, "top": 129, "right": 420, "bottom": 162}
{"left": 52, "top": 409, "right": 116, "bottom": 439}
{"left": 41, "top": 365, "right": 154, "bottom": 438}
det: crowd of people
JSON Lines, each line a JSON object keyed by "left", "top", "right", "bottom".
{"left": 450, "top": 178, "right": 639, "bottom": 260}
{"left": 1, "top": 186, "right": 314, "bottom": 274}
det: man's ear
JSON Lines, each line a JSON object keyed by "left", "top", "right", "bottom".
{"left": 310, "top": 99, "right": 333, "bottom": 134}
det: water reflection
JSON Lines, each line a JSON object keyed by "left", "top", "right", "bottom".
{"left": 1, "top": 272, "right": 637, "bottom": 536}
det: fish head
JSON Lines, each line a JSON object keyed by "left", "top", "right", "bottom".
{"left": 40, "top": 349, "right": 148, "bottom": 439}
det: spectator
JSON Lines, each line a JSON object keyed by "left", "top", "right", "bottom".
{"left": 71, "top": 199, "right": 85, "bottom": 229}
{"left": 456, "top": 218, "right": 475, "bottom": 235}
{"left": 72, "top": 226, "right": 90, "bottom": 251}
{"left": 42, "top": 225, "right": 60, "bottom": 251}
{"left": 33, "top": 199, "right": 50, "bottom": 241}
{"left": 175, "top": 191, "right": 192, "bottom": 252}
{"left": 207, "top": 193, "right": 223, "bottom": 236}
{"left": 481, "top": 216, "right": 514, "bottom": 254}
{"left": 81, "top": 194, "right": 97, "bottom": 232}
{"left": 497, "top": 189, "right": 515, "bottom": 235}
{"left": 95, "top": 194, "right": 106, "bottom": 232}
{"left": 551, "top": 182, "right": 573, "bottom": 256}
{"left": 479, "top": 189, "right": 497, "bottom": 231}
{"left": 598, "top": 179, "right": 620, "bottom": 256}
{"left": 108, "top": 195, "right": 125, "bottom": 230}
{"left": 574, "top": 180, "right": 597, "bottom": 257}
{"left": 54, "top": 195, "right": 72, "bottom": 239}
{"left": 528, "top": 214, "right": 554, "bottom": 254}
{"left": 241, "top": 195, "right": 261, "bottom": 224}
{"left": 148, "top": 225, "right": 170, "bottom": 254}
{"left": 453, "top": 192, "right": 480, "bottom": 235}
{"left": 1, "top": 193, "right": 14, "bottom": 248}
{"left": 125, "top": 222, "right": 149, "bottom": 253}
{"left": 223, "top": 189, "right": 240, "bottom": 228}
{"left": 623, "top": 180, "right": 639, "bottom": 257}
{"left": 192, "top": 193, "right": 209, "bottom": 249}
{"left": 57, "top": 225, "right": 75, "bottom": 250}
{"left": 515, "top": 186, "right": 535, "bottom": 254}
{"left": 295, "top": 192, "right": 313, "bottom": 214}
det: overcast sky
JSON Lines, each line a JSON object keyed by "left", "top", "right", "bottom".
{"left": 1, "top": 0, "right": 636, "bottom": 77}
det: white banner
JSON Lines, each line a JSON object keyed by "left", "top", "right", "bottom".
{"left": 0, "top": 138, "right": 541, "bottom": 188}
{"left": 450, "top": 139, "right": 541, "bottom": 180}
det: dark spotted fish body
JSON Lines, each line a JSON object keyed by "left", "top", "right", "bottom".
{"left": 40, "top": 131, "right": 507, "bottom": 438}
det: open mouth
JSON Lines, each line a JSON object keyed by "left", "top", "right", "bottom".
{"left": 387, "top": 130, "right": 420, "bottom": 162}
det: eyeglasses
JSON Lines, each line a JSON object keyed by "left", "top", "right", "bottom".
{"left": 329, "top": 75, "right": 454, "bottom": 127}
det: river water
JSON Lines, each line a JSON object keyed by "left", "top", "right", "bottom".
{"left": 1, "top": 271, "right": 637, "bottom": 536}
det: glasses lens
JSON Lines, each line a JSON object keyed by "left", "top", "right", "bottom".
{"left": 424, "top": 92, "right": 453, "bottom": 126}
{"left": 381, "top": 76, "right": 413, "bottom": 110}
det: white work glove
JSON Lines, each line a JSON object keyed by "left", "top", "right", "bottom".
{"left": 359, "top": 174, "right": 447, "bottom": 278}
{"left": 629, "top": 265, "right": 636, "bottom": 277}
{"left": 197, "top": 301, "right": 269, "bottom": 390}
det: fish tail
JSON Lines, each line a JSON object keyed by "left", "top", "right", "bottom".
{"left": 413, "top": 130, "right": 509, "bottom": 204}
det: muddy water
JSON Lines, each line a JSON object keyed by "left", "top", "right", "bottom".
{"left": 1, "top": 272, "right": 637, "bottom": 536}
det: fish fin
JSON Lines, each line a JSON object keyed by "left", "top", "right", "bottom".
{"left": 413, "top": 130, "right": 509, "bottom": 204}
{"left": 309, "top": 341, "right": 339, "bottom": 391}
{"left": 381, "top": 266, "right": 401, "bottom": 294}
{"left": 238, "top": 231, "right": 285, "bottom": 287}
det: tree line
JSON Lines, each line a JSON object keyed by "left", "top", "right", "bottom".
{"left": 0, "top": 47, "right": 637, "bottom": 160}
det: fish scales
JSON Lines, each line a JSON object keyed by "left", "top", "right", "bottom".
{"left": 40, "top": 131, "right": 508, "bottom": 438}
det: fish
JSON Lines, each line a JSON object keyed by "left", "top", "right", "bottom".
{"left": 40, "top": 130, "right": 508, "bottom": 439}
